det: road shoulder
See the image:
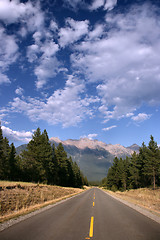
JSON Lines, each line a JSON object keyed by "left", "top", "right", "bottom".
{"left": 101, "top": 188, "right": 160, "bottom": 224}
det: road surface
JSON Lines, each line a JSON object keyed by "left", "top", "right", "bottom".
{"left": 0, "top": 188, "right": 160, "bottom": 240}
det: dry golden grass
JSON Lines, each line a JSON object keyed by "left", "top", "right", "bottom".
{"left": 106, "top": 188, "right": 160, "bottom": 215}
{"left": 0, "top": 181, "right": 83, "bottom": 223}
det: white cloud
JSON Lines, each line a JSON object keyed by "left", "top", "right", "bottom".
{"left": 0, "top": 0, "right": 44, "bottom": 32}
{"left": 1, "top": 126, "right": 33, "bottom": 143}
{"left": 10, "top": 75, "right": 99, "bottom": 127}
{"left": 58, "top": 18, "right": 89, "bottom": 47}
{"left": 0, "top": 0, "right": 45, "bottom": 87}
{"left": 89, "top": 0, "right": 117, "bottom": 11}
{"left": 49, "top": 20, "right": 58, "bottom": 32}
{"left": 88, "top": 24, "right": 104, "bottom": 40}
{"left": 63, "top": 0, "right": 117, "bottom": 11}
{"left": 0, "top": 26, "right": 18, "bottom": 84}
{"left": 89, "top": 0, "right": 105, "bottom": 11}
{"left": 71, "top": 4, "right": 160, "bottom": 121}
{"left": 0, "top": 73, "right": 10, "bottom": 85}
{"left": 131, "top": 113, "right": 151, "bottom": 123}
{"left": 15, "top": 87, "right": 24, "bottom": 96}
{"left": 88, "top": 133, "right": 98, "bottom": 139}
{"left": 80, "top": 133, "right": 98, "bottom": 140}
{"left": 104, "top": 0, "right": 117, "bottom": 11}
{"left": 0, "top": 0, "right": 27, "bottom": 24}
{"left": 102, "top": 125, "right": 117, "bottom": 131}
{"left": 27, "top": 37, "right": 60, "bottom": 88}
{"left": 35, "top": 56, "right": 60, "bottom": 89}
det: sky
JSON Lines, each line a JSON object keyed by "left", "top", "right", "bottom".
{"left": 0, "top": 0, "right": 160, "bottom": 147}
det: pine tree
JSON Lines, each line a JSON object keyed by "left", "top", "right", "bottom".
{"left": 143, "top": 135, "right": 160, "bottom": 189}
{"left": 8, "top": 143, "right": 17, "bottom": 181}
{"left": 55, "top": 143, "right": 69, "bottom": 186}
{"left": 138, "top": 142, "right": 150, "bottom": 187}
{"left": 21, "top": 128, "right": 54, "bottom": 183}
{"left": 0, "top": 123, "right": 5, "bottom": 179}
{"left": 129, "top": 152, "right": 140, "bottom": 189}
{"left": 72, "top": 162, "right": 83, "bottom": 188}
{"left": 2, "top": 137, "right": 11, "bottom": 179}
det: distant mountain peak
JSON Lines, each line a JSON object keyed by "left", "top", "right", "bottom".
{"left": 50, "top": 137, "right": 135, "bottom": 156}
{"left": 50, "top": 137, "right": 61, "bottom": 143}
{"left": 127, "top": 144, "right": 140, "bottom": 152}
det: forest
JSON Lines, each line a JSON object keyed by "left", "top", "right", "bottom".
{"left": 0, "top": 124, "right": 88, "bottom": 188}
{"left": 102, "top": 135, "right": 160, "bottom": 191}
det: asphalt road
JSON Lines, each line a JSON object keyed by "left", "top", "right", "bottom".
{"left": 0, "top": 188, "right": 160, "bottom": 240}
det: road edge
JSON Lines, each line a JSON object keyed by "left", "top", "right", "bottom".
{"left": 101, "top": 189, "right": 160, "bottom": 224}
{"left": 0, "top": 189, "right": 89, "bottom": 232}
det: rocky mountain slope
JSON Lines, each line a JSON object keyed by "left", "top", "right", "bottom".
{"left": 16, "top": 138, "right": 139, "bottom": 181}
{"left": 50, "top": 138, "right": 139, "bottom": 181}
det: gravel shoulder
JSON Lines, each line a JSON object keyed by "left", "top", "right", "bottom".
{"left": 102, "top": 188, "right": 160, "bottom": 224}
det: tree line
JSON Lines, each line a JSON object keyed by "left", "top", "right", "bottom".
{"left": 0, "top": 124, "right": 88, "bottom": 188}
{"left": 102, "top": 135, "right": 160, "bottom": 191}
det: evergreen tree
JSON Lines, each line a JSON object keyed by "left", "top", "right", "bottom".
{"left": 143, "top": 135, "right": 160, "bottom": 189}
{"left": 8, "top": 143, "right": 17, "bottom": 181}
{"left": 22, "top": 128, "right": 53, "bottom": 183}
{"left": 138, "top": 142, "right": 150, "bottom": 187}
{"left": 55, "top": 143, "right": 69, "bottom": 186}
{"left": 72, "top": 162, "right": 83, "bottom": 188}
{"left": 1, "top": 137, "right": 10, "bottom": 179}
{"left": 129, "top": 152, "right": 140, "bottom": 189}
{"left": 0, "top": 123, "right": 5, "bottom": 179}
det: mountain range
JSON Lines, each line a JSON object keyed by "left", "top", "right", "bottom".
{"left": 16, "top": 138, "right": 139, "bottom": 181}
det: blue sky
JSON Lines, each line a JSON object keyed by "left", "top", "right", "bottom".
{"left": 0, "top": 0, "right": 160, "bottom": 147}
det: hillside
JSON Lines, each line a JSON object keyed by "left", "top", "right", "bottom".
{"left": 16, "top": 138, "right": 139, "bottom": 181}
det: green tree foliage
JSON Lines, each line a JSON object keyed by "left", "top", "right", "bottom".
{"left": 143, "top": 135, "right": 160, "bottom": 189}
{"left": 55, "top": 143, "right": 70, "bottom": 186}
{"left": 0, "top": 123, "right": 5, "bottom": 179}
{"left": 103, "top": 135, "right": 160, "bottom": 191}
{"left": 0, "top": 125, "right": 86, "bottom": 188}
{"left": 8, "top": 143, "right": 17, "bottom": 181}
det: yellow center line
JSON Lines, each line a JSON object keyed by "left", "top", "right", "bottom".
{"left": 89, "top": 216, "right": 94, "bottom": 238}
{"left": 93, "top": 202, "right": 95, "bottom": 207}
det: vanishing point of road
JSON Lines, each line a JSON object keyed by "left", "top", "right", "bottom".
{"left": 0, "top": 188, "right": 160, "bottom": 240}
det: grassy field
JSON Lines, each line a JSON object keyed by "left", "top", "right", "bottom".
{"left": 104, "top": 188, "right": 160, "bottom": 216}
{"left": 0, "top": 181, "right": 84, "bottom": 223}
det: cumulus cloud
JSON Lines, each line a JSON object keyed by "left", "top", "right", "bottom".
{"left": 0, "top": 0, "right": 44, "bottom": 32}
{"left": 132, "top": 113, "right": 151, "bottom": 123}
{"left": 0, "top": 26, "right": 18, "bottom": 85}
{"left": 104, "top": 0, "right": 117, "bottom": 11}
{"left": 27, "top": 35, "right": 60, "bottom": 88}
{"left": 10, "top": 75, "right": 100, "bottom": 127}
{"left": 35, "top": 56, "right": 60, "bottom": 89}
{"left": 102, "top": 125, "right": 117, "bottom": 131}
{"left": 89, "top": 0, "right": 105, "bottom": 11}
{"left": 1, "top": 126, "right": 33, "bottom": 143}
{"left": 63, "top": 0, "right": 117, "bottom": 11}
{"left": 58, "top": 18, "right": 89, "bottom": 47}
{"left": 89, "top": 0, "right": 117, "bottom": 11}
{"left": 71, "top": 3, "right": 160, "bottom": 121}
{"left": 0, "top": 73, "right": 10, "bottom": 85}
{"left": 15, "top": 87, "right": 24, "bottom": 96}
{"left": 88, "top": 133, "right": 98, "bottom": 139}
{"left": 0, "top": 0, "right": 46, "bottom": 87}
{"left": 80, "top": 133, "right": 98, "bottom": 139}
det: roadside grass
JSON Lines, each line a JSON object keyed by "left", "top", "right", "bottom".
{"left": 0, "top": 181, "right": 84, "bottom": 223}
{"left": 103, "top": 188, "right": 160, "bottom": 216}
